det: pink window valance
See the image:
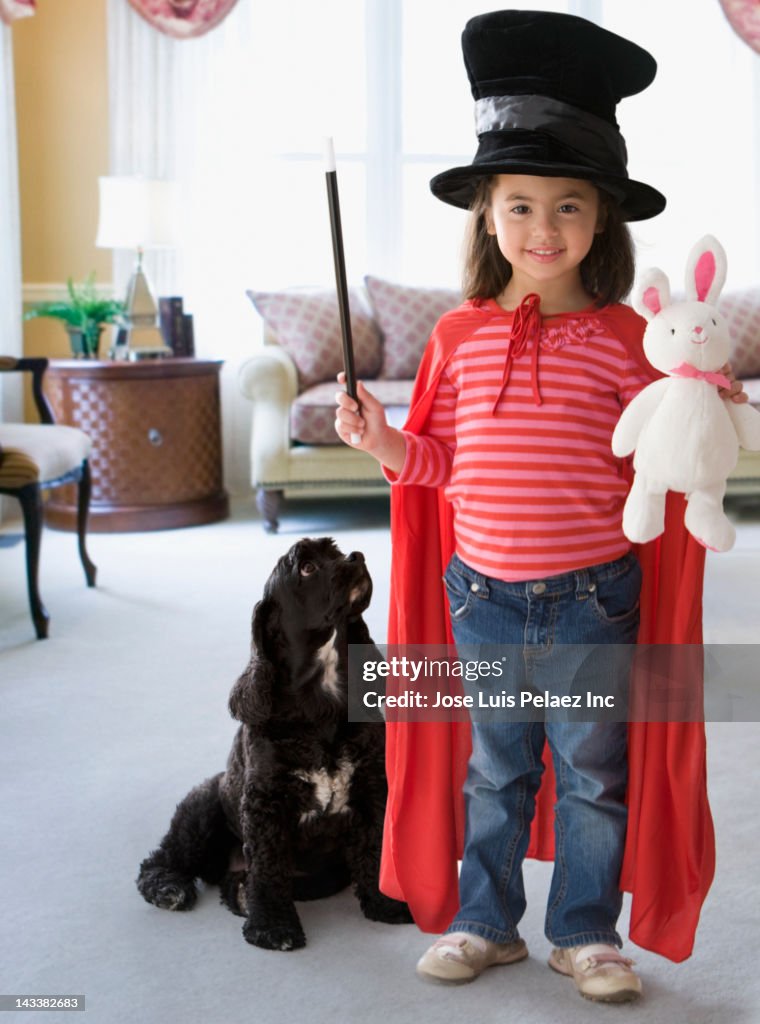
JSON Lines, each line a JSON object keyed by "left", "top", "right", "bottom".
{"left": 127, "top": 0, "right": 240, "bottom": 39}
{"left": 0, "top": 0, "right": 36, "bottom": 25}
{"left": 719, "top": 0, "right": 760, "bottom": 52}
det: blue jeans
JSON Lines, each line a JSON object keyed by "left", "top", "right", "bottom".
{"left": 443, "top": 551, "right": 642, "bottom": 949}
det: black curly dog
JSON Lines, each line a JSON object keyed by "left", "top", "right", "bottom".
{"left": 136, "top": 537, "right": 412, "bottom": 950}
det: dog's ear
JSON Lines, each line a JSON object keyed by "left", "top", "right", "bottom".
{"left": 228, "top": 599, "right": 278, "bottom": 726}
{"left": 250, "top": 596, "right": 277, "bottom": 657}
{"left": 228, "top": 658, "right": 273, "bottom": 726}
{"left": 347, "top": 614, "right": 372, "bottom": 645}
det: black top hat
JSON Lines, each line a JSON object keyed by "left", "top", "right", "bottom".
{"left": 430, "top": 10, "right": 665, "bottom": 221}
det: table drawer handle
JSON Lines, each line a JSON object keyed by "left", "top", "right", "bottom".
{"left": 148, "top": 428, "right": 163, "bottom": 446}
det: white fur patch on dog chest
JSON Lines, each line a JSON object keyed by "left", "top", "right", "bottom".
{"left": 295, "top": 758, "right": 354, "bottom": 823}
{"left": 316, "top": 629, "right": 340, "bottom": 698}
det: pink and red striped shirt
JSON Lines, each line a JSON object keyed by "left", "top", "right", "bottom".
{"left": 390, "top": 298, "right": 654, "bottom": 581}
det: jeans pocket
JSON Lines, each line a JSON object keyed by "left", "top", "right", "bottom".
{"left": 443, "top": 563, "right": 475, "bottom": 622}
{"left": 590, "top": 560, "right": 642, "bottom": 626}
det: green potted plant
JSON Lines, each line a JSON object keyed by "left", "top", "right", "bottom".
{"left": 24, "top": 273, "right": 126, "bottom": 358}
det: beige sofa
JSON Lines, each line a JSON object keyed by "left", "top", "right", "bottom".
{"left": 238, "top": 278, "right": 459, "bottom": 531}
{"left": 727, "top": 382, "right": 760, "bottom": 498}
{"left": 239, "top": 281, "right": 760, "bottom": 531}
{"left": 720, "top": 290, "right": 760, "bottom": 501}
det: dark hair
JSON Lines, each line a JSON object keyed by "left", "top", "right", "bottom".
{"left": 461, "top": 177, "right": 635, "bottom": 307}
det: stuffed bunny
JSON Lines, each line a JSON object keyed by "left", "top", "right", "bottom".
{"left": 612, "top": 235, "right": 760, "bottom": 552}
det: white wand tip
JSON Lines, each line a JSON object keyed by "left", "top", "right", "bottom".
{"left": 324, "top": 136, "right": 336, "bottom": 172}
{"left": 350, "top": 432, "right": 361, "bottom": 445}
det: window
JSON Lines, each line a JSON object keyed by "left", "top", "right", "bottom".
{"left": 602, "top": 0, "right": 760, "bottom": 287}
{"left": 113, "top": 0, "right": 760, "bottom": 362}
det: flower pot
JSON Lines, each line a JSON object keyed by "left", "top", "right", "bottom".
{"left": 66, "top": 325, "right": 104, "bottom": 359}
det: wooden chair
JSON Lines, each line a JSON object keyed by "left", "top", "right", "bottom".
{"left": 0, "top": 356, "right": 96, "bottom": 639}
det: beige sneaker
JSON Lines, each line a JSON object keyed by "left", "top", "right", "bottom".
{"left": 416, "top": 931, "right": 528, "bottom": 984}
{"left": 549, "top": 944, "right": 642, "bottom": 1003}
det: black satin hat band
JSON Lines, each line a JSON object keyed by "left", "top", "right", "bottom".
{"left": 474, "top": 95, "right": 629, "bottom": 174}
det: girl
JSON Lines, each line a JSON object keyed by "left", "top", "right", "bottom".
{"left": 335, "top": 10, "right": 744, "bottom": 1004}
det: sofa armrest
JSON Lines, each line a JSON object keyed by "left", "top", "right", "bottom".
{"left": 238, "top": 347, "right": 301, "bottom": 487}
{"left": 238, "top": 344, "right": 299, "bottom": 403}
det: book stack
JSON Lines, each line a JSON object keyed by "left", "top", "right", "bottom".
{"left": 158, "top": 297, "right": 196, "bottom": 358}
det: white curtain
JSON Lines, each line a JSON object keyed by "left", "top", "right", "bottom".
{"left": 0, "top": 26, "right": 22, "bottom": 520}
{"left": 107, "top": 0, "right": 257, "bottom": 494}
{"left": 0, "top": 26, "right": 22, "bottom": 403}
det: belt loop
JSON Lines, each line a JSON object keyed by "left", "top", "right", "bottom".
{"left": 575, "top": 568, "right": 590, "bottom": 598}
{"left": 472, "top": 570, "right": 490, "bottom": 598}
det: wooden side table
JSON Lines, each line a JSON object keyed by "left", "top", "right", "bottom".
{"left": 43, "top": 358, "right": 229, "bottom": 532}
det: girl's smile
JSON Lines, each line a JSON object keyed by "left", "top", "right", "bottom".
{"left": 526, "top": 247, "right": 565, "bottom": 263}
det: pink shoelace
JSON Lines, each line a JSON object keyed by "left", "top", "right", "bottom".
{"left": 431, "top": 933, "right": 486, "bottom": 960}
{"left": 576, "top": 949, "right": 635, "bottom": 971}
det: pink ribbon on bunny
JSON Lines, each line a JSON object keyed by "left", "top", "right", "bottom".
{"left": 669, "top": 362, "right": 731, "bottom": 389}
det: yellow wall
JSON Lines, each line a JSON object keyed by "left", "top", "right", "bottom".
{"left": 15, "top": 0, "right": 111, "bottom": 360}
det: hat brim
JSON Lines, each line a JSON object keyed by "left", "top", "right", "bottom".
{"left": 430, "top": 161, "right": 665, "bottom": 222}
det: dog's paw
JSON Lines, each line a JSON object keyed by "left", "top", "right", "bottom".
{"left": 136, "top": 865, "right": 198, "bottom": 912}
{"left": 358, "top": 893, "right": 415, "bottom": 925}
{"left": 242, "top": 916, "right": 306, "bottom": 951}
{"left": 219, "top": 872, "right": 248, "bottom": 917}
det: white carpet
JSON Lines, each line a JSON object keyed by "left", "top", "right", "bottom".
{"left": 1, "top": 495, "right": 758, "bottom": 1024}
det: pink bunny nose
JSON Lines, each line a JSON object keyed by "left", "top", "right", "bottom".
{"left": 693, "top": 326, "right": 703, "bottom": 334}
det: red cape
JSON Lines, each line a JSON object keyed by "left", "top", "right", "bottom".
{"left": 379, "top": 300, "right": 715, "bottom": 962}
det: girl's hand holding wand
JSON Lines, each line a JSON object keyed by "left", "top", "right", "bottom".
{"left": 334, "top": 371, "right": 407, "bottom": 474}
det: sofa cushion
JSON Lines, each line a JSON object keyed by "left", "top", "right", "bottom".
{"left": 247, "top": 287, "right": 383, "bottom": 390}
{"left": 365, "top": 276, "right": 461, "bottom": 379}
{"left": 718, "top": 288, "right": 760, "bottom": 379}
{"left": 291, "top": 379, "right": 414, "bottom": 445}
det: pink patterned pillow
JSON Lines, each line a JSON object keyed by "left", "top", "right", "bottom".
{"left": 718, "top": 289, "right": 760, "bottom": 379}
{"left": 247, "top": 288, "right": 383, "bottom": 389}
{"left": 365, "top": 276, "right": 461, "bottom": 379}
{"left": 291, "top": 379, "right": 414, "bottom": 445}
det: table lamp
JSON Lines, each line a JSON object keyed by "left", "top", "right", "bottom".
{"left": 95, "top": 176, "right": 179, "bottom": 359}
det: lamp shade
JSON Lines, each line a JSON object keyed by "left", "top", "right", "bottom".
{"left": 95, "top": 176, "right": 180, "bottom": 250}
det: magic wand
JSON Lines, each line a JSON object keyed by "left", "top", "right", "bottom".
{"left": 324, "top": 137, "right": 359, "bottom": 419}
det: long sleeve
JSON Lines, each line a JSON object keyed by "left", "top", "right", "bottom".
{"left": 383, "top": 369, "right": 458, "bottom": 487}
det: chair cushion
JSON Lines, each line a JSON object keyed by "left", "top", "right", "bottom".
{"left": 291, "top": 379, "right": 414, "bottom": 445}
{"left": 247, "top": 287, "right": 383, "bottom": 389}
{"left": 365, "top": 276, "right": 461, "bottom": 379}
{"left": 0, "top": 424, "right": 91, "bottom": 486}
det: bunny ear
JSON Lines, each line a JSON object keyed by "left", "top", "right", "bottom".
{"left": 685, "top": 234, "right": 727, "bottom": 304}
{"left": 632, "top": 267, "right": 670, "bottom": 322}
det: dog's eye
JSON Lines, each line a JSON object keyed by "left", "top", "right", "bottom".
{"left": 299, "top": 561, "right": 317, "bottom": 577}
